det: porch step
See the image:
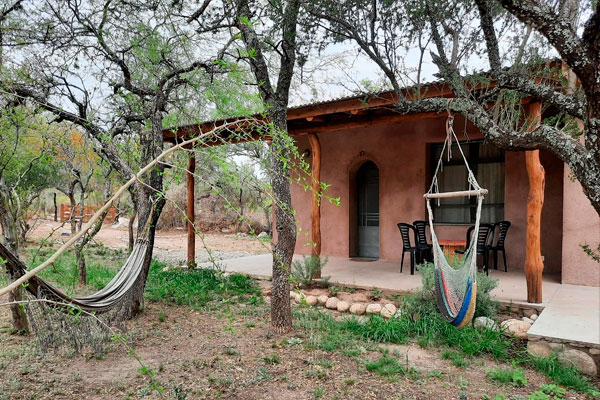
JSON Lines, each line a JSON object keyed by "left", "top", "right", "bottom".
{"left": 527, "top": 284, "right": 600, "bottom": 348}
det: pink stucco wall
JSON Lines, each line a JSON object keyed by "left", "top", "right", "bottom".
{"left": 290, "top": 115, "right": 570, "bottom": 278}
{"left": 561, "top": 166, "right": 600, "bottom": 286}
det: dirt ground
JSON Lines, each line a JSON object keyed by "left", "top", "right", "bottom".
{"left": 0, "top": 223, "right": 596, "bottom": 399}
{"left": 26, "top": 220, "right": 270, "bottom": 265}
{"left": 1, "top": 295, "right": 589, "bottom": 400}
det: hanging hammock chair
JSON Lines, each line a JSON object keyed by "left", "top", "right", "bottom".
{"left": 424, "top": 110, "right": 488, "bottom": 328}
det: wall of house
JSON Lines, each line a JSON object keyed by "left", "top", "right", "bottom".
{"left": 561, "top": 166, "right": 600, "bottom": 286}
{"left": 290, "top": 115, "right": 565, "bottom": 276}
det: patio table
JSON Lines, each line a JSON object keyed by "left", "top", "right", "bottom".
{"left": 438, "top": 239, "right": 467, "bottom": 264}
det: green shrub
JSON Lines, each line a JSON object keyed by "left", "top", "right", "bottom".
{"left": 290, "top": 256, "right": 328, "bottom": 287}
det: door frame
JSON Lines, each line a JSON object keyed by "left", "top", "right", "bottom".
{"left": 348, "top": 154, "right": 382, "bottom": 258}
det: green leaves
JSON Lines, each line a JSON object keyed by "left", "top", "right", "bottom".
{"left": 239, "top": 16, "right": 251, "bottom": 26}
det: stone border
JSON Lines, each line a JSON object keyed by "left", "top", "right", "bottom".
{"left": 290, "top": 291, "right": 398, "bottom": 319}
{"left": 527, "top": 337, "right": 599, "bottom": 376}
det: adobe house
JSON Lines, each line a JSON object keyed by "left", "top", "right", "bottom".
{"left": 164, "top": 83, "right": 600, "bottom": 299}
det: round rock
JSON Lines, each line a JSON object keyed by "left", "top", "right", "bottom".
{"left": 305, "top": 295, "right": 318, "bottom": 306}
{"left": 349, "top": 303, "right": 366, "bottom": 315}
{"left": 522, "top": 317, "right": 534, "bottom": 324}
{"left": 558, "top": 349, "right": 598, "bottom": 376}
{"left": 325, "top": 297, "right": 339, "bottom": 309}
{"left": 337, "top": 301, "right": 350, "bottom": 312}
{"left": 380, "top": 304, "right": 397, "bottom": 319}
{"left": 473, "top": 316, "right": 499, "bottom": 331}
{"left": 527, "top": 341, "right": 552, "bottom": 358}
{"left": 317, "top": 295, "right": 329, "bottom": 305}
{"left": 500, "top": 319, "right": 531, "bottom": 338}
{"left": 366, "top": 303, "right": 382, "bottom": 314}
{"left": 522, "top": 308, "right": 537, "bottom": 318}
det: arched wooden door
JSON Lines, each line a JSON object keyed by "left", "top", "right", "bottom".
{"left": 356, "top": 161, "right": 380, "bottom": 258}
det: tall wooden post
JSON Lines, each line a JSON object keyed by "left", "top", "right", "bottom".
{"left": 525, "top": 103, "right": 545, "bottom": 303}
{"left": 187, "top": 153, "right": 196, "bottom": 265}
{"left": 307, "top": 134, "right": 322, "bottom": 278}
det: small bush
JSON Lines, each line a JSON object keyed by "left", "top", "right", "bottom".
{"left": 290, "top": 256, "right": 328, "bottom": 287}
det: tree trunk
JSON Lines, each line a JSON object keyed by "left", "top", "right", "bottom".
{"left": 187, "top": 154, "right": 195, "bottom": 265}
{"left": 122, "top": 194, "right": 164, "bottom": 317}
{"left": 269, "top": 109, "right": 296, "bottom": 333}
{"left": 53, "top": 192, "right": 57, "bottom": 222}
{"left": 128, "top": 202, "right": 137, "bottom": 254}
{"left": 77, "top": 190, "right": 85, "bottom": 232}
{"left": 68, "top": 192, "right": 77, "bottom": 235}
{"left": 0, "top": 178, "right": 30, "bottom": 333}
{"left": 75, "top": 244, "right": 86, "bottom": 285}
{"left": 121, "top": 113, "right": 166, "bottom": 317}
{"left": 7, "top": 286, "right": 28, "bottom": 333}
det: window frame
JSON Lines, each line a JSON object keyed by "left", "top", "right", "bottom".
{"left": 428, "top": 140, "right": 505, "bottom": 225}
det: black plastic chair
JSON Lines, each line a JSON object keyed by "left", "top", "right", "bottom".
{"left": 455, "top": 223, "right": 494, "bottom": 273}
{"left": 397, "top": 223, "right": 418, "bottom": 275}
{"left": 412, "top": 220, "right": 433, "bottom": 263}
{"left": 490, "top": 221, "right": 511, "bottom": 271}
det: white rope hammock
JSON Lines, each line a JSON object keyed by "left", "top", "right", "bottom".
{"left": 424, "top": 110, "right": 487, "bottom": 328}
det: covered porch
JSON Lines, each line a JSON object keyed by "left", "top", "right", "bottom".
{"left": 168, "top": 85, "right": 599, "bottom": 302}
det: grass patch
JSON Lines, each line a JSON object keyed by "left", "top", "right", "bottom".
{"left": 442, "top": 349, "right": 470, "bottom": 368}
{"left": 486, "top": 366, "right": 528, "bottom": 387}
{"left": 295, "top": 307, "right": 596, "bottom": 396}
{"left": 295, "top": 306, "right": 509, "bottom": 358}
{"left": 262, "top": 353, "right": 281, "bottom": 365}
{"left": 365, "top": 353, "right": 406, "bottom": 376}
{"left": 25, "top": 247, "right": 125, "bottom": 295}
{"left": 526, "top": 354, "right": 599, "bottom": 396}
{"left": 144, "top": 260, "right": 261, "bottom": 308}
{"left": 19, "top": 248, "right": 261, "bottom": 311}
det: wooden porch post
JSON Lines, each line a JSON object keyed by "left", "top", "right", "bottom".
{"left": 525, "top": 103, "right": 545, "bottom": 303}
{"left": 187, "top": 153, "right": 196, "bottom": 265}
{"left": 307, "top": 134, "right": 322, "bottom": 278}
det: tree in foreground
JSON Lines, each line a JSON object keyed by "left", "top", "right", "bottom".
{"left": 232, "top": 0, "right": 302, "bottom": 333}
{"left": 0, "top": 107, "right": 59, "bottom": 332}
{"left": 1, "top": 0, "right": 234, "bottom": 317}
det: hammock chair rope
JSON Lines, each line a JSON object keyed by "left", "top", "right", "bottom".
{"left": 425, "top": 109, "right": 487, "bottom": 328}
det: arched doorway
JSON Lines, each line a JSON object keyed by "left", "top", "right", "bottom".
{"left": 356, "top": 161, "right": 380, "bottom": 258}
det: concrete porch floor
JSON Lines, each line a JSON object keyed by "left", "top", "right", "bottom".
{"left": 211, "top": 253, "right": 562, "bottom": 304}
{"left": 208, "top": 253, "right": 600, "bottom": 347}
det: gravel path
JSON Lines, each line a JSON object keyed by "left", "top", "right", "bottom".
{"left": 151, "top": 248, "right": 253, "bottom": 266}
